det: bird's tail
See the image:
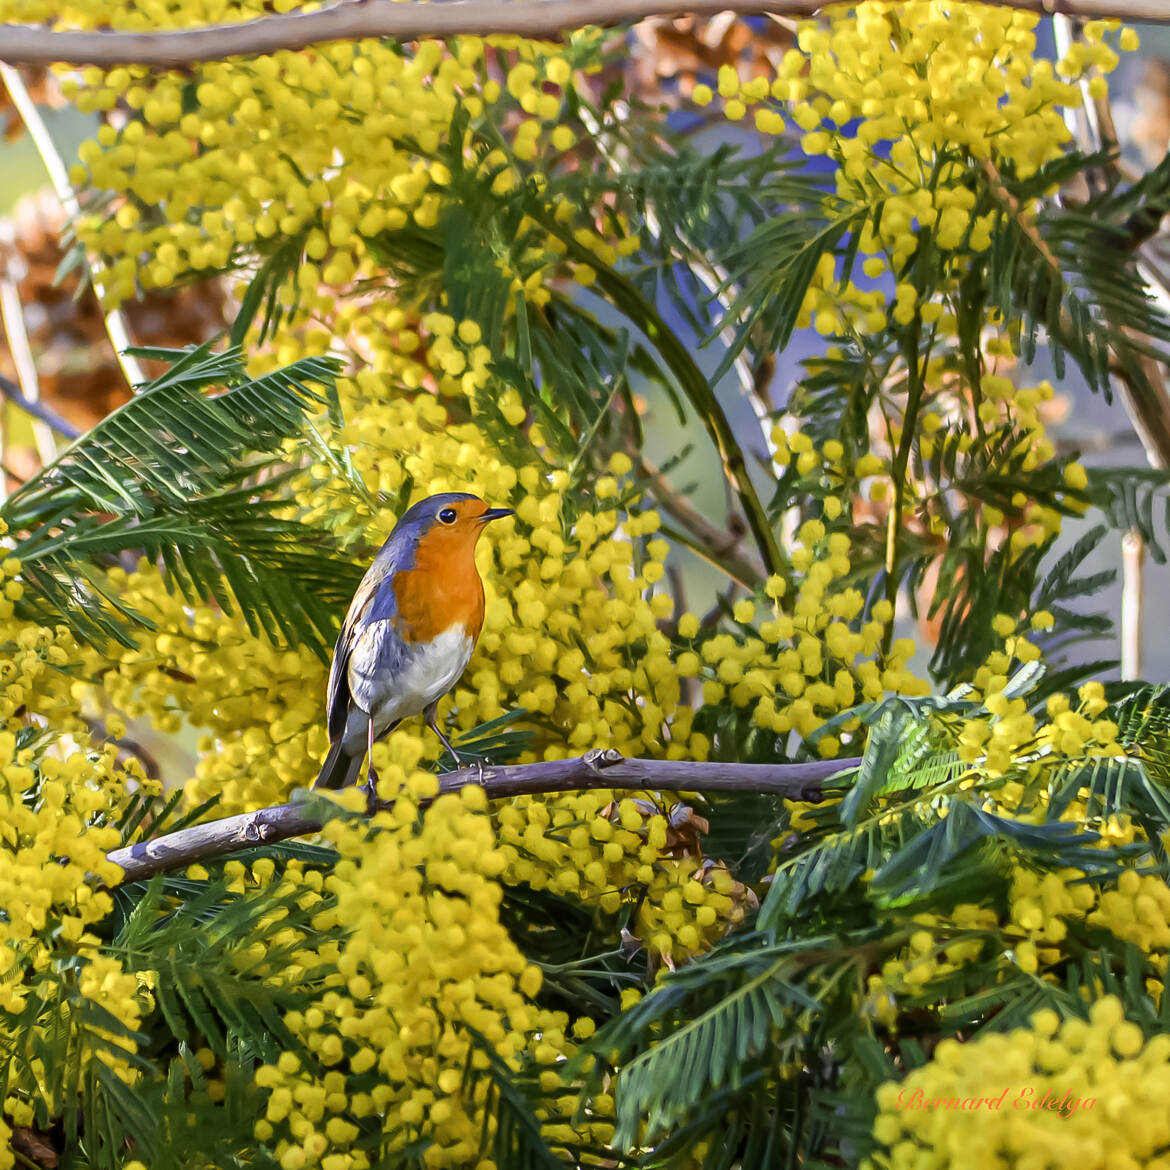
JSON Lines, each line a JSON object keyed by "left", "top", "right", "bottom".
{"left": 313, "top": 738, "right": 364, "bottom": 790}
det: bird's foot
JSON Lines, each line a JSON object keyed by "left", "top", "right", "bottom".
{"left": 436, "top": 747, "right": 464, "bottom": 774}
{"left": 364, "top": 769, "right": 380, "bottom": 816}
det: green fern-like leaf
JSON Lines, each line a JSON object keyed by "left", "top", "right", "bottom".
{"left": 3, "top": 345, "right": 356, "bottom": 653}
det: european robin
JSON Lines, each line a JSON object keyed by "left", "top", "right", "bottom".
{"left": 313, "top": 492, "right": 513, "bottom": 807}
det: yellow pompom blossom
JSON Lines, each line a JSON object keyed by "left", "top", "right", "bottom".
{"left": 0, "top": 547, "right": 148, "bottom": 1107}
{"left": 867, "top": 999, "right": 1170, "bottom": 1170}
{"left": 1091, "top": 867, "right": 1170, "bottom": 967}
{"left": 726, "top": 2, "right": 1131, "bottom": 275}
{"left": 254, "top": 784, "right": 613, "bottom": 1168}
{"left": 52, "top": 33, "right": 590, "bottom": 308}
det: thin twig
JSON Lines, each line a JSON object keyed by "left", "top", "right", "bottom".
{"left": 882, "top": 314, "right": 925, "bottom": 656}
{"left": 576, "top": 100, "right": 781, "bottom": 468}
{"left": 0, "top": 63, "right": 145, "bottom": 390}
{"left": 0, "top": 372, "right": 82, "bottom": 439}
{"left": 547, "top": 219, "right": 787, "bottom": 579}
{"left": 0, "top": 224, "right": 57, "bottom": 465}
{"left": 0, "top": 0, "right": 1167, "bottom": 69}
{"left": 981, "top": 158, "right": 1062, "bottom": 273}
{"left": 106, "top": 749, "right": 859, "bottom": 884}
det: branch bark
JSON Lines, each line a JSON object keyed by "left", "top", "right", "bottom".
{"left": 0, "top": 0, "right": 1166, "bottom": 69}
{"left": 106, "top": 749, "right": 858, "bottom": 884}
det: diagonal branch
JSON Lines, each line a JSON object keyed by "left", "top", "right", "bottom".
{"left": 0, "top": 227, "right": 56, "bottom": 467}
{"left": 106, "top": 749, "right": 858, "bottom": 884}
{"left": 549, "top": 224, "right": 788, "bottom": 578}
{"left": 0, "top": 63, "right": 146, "bottom": 390}
{"left": 637, "top": 455, "right": 766, "bottom": 590}
{"left": 0, "top": 372, "right": 83, "bottom": 439}
{"left": 0, "top": 0, "right": 1166, "bottom": 70}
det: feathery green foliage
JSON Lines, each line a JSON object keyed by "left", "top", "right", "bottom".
{"left": 2, "top": 345, "right": 359, "bottom": 654}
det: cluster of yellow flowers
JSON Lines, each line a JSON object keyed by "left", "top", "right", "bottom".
{"left": 1091, "top": 868, "right": 1170, "bottom": 965}
{"left": 254, "top": 784, "right": 611, "bottom": 1169}
{"left": 52, "top": 29, "right": 592, "bottom": 307}
{"left": 875, "top": 902, "right": 996, "bottom": 996}
{"left": 868, "top": 998, "right": 1170, "bottom": 1170}
{"left": 497, "top": 791, "right": 759, "bottom": 962}
{"left": 697, "top": 3, "right": 1133, "bottom": 288}
{"left": 0, "top": 546, "right": 148, "bottom": 1124}
{"left": 684, "top": 520, "right": 927, "bottom": 749}
{"left": 874, "top": 866, "right": 1095, "bottom": 997}
{"left": 960, "top": 662, "right": 1121, "bottom": 778}
{"left": 870, "top": 670, "right": 1132, "bottom": 1001}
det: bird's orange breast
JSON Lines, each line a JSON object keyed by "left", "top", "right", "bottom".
{"left": 393, "top": 525, "right": 486, "bottom": 644}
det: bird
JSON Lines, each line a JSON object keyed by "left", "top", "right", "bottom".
{"left": 313, "top": 491, "right": 514, "bottom": 809}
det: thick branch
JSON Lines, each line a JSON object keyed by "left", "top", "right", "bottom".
{"left": 1, "top": 0, "right": 1166, "bottom": 69}
{"left": 106, "top": 749, "right": 859, "bottom": 884}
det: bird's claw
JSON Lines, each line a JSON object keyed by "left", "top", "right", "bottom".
{"left": 364, "top": 768, "right": 380, "bottom": 816}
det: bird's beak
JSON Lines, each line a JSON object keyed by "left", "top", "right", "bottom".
{"left": 480, "top": 506, "right": 515, "bottom": 523}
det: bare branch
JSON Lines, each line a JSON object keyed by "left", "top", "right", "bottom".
{"left": 0, "top": 225, "right": 56, "bottom": 467}
{"left": 637, "top": 456, "right": 767, "bottom": 590}
{"left": 0, "top": 63, "right": 146, "bottom": 389}
{"left": 106, "top": 749, "right": 858, "bottom": 884}
{"left": 0, "top": 373, "right": 82, "bottom": 439}
{"left": 0, "top": 0, "right": 1166, "bottom": 70}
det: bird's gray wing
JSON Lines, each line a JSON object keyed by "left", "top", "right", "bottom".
{"left": 326, "top": 542, "right": 406, "bottom": 741}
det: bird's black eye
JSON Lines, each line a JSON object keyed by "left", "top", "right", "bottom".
{"left": 438, "top": 507, "right": 458, "bottom": 524}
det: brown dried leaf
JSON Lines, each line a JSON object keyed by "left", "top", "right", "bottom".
{"left": 663, "top": 801, "right": 710, "bottom": 859}
{"left": 11, "top": 1125, "right": 59, "bottom": 1170}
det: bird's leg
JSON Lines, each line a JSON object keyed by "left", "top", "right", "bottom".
{"left": 424, "top": 701, "right": 463, "bottom": 769}
{"left": 364, "top": 717, "right": 379, "bottom": 816}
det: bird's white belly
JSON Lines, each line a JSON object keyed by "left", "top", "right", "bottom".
{"left": 345, "top": 625, "right": 474, "bottom": 749}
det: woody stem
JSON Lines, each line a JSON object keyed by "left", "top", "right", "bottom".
{"left": 106, "top": 750, "right": 859, "bottom": 885}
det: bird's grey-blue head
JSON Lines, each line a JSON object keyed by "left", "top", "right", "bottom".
{"left": 381, "top": 492, "right": 514, "bottom": 555}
